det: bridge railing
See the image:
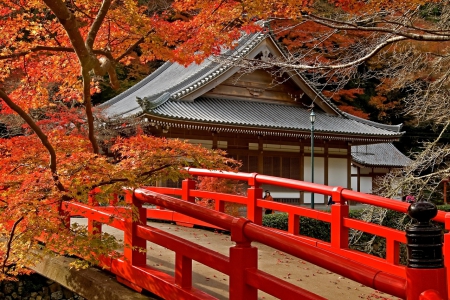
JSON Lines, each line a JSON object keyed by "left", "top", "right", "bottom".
{"left": 146, "top": 169, "right": 411, "bottom": 276}
{"left": 62, "top": 168, "right": 448, "bottom": 299}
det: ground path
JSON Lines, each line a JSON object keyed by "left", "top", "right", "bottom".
{"left": 72, "top": 218, "right": 400, "bottom": 300}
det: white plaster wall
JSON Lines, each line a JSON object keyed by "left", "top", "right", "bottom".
{"left": 250, "top": 157, "right": 370, "bottom": 204}
{"left": 304, "top": 156, "right": 324, "bottom": 204}
{"left": 328, "top": 158, "right": 348, "bottom": 188}
{"left": 304, "top": 157, "right": 324, "bottom": 184}
{"left": 260, "top": 185, "right": 301, "bottom": 199}
{"left": 351, "top": 166, "right": 373, "bottom": 193}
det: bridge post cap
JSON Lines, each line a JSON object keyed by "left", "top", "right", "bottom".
{"left": 231, "top": 218, "right": 251, "bottom": 245}
{"left": 407, "top": 199, "right": 437, "bottom": 225}
{"left": 406, "top": 199, "right": 443, "bottom": 269}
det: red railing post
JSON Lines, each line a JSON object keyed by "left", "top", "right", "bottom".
{"left": 175, "top": 253, "right": 192, "bottom": 289}
{"left": 88, "top": 188, "right": 102, "bottom": 235}
{"left": 288, "top": 214, "right": 300, "bottom": 235}
{"left": 215, "top": 199, "right": 225, "bottom": 213}
{"left": 444, "top": 214, "right": 450, "bottom": 298}
{"left": 330, "top": 186, "right": 349, "bottom": 250}
{"left": 229, "top": 218, "right": 257, "bottom": 300}
{"left": 123, "top": 190, "right": 147, "bottom": 266}
{"left": 405, "top": 201, "right": 447, "bottom": 300}
{"left": 246, "top": 173, "right": 262, "bottom": 224}
{"left": 246, "top": 186, "right": 263, "bottom": 225}
{"left": 182, "top": 178, "right": 196, "bottom": 203}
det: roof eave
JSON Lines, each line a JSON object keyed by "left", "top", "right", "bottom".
{"left": 141, "top": 113, "right": 403, "bottom": 142}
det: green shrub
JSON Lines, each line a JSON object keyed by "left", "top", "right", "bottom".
{"left": 437, "top": 204, "right": 450, "bottom": 212}
{"left": 262, "top": 213, "right": 330, "bottom": 242}
{"left": 299, "top": 217, "right": 331, "bottom": 242}
{"left": 262, "top": 213, "right": 288, "bottom": 230}
{"left": 262, "top": 208, "right": 413, "bottom": 263}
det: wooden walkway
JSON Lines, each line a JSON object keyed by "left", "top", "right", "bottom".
{"left": 71, "top": 218, "right": 399, "bottom": 300}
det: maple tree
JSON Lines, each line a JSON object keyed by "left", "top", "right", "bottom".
{"left": 0, "top": 0, "right": 270, "bottom": 278}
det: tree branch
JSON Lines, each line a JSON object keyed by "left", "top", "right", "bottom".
{"left": 0, "top": 89, "right": 66, "bottom": 192}
{"left": 81, "top": 68, "right": 99, "bottom": 154}
{"left": 86, "top": 0, "right": 112, "bottom": 50}
{"left": 225, "top": 35, "right": 406, "bottom": 71}
{"left": 116, "top": 30, "right": 153, "bottom": 62}
{"left": 42, "top": 0, "right": 95, "bottom": 69}
{"left": 93, "top": 164, "right": 172, "bottom": 188}
{"left": 306, "top": 13, "right": 450, "bottom": 42}
{"left": 0, "top": 46, "right": 113, "bottom": 61}
{"left": 2, "top": 216, "right": 24, "bottom": 274}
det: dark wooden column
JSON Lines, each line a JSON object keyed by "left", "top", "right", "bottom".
{"left": 212, "top": 131, "right": 218, "bottom": 149}
{"left": 357, "top": 166, "right": 361, "bottom": 192}
{"left": 299, "top": 139, "right": 304, "bottom": 204}
{"left": 258, "top": 135, "right": 263, "bottom": 174}
{"left": 347, "top": 142, "right": 352, "bottom": 190}
{"left": 324, "top": 140, "right": 329, "bottom": 204}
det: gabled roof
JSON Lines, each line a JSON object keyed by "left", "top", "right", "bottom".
{"left": 101, "top": 32, "right": 269, "bottom": 117}
{"left": 99, "top": 30, "right": 404, "bottom": 141}
{"left": 352, "top": 143, "right": 411, "bottom": 168}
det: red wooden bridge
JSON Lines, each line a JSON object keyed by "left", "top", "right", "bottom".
{"left": 61, "top": 168, "right": 448, "bottom": 300}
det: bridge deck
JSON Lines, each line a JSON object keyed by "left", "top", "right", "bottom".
{"left": 71, "top": 218, "right": 399, "bottom": 300}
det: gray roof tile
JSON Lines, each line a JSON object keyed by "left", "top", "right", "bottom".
{"left": 100, "top": 33, "right": 264, "bottom": 118}
{"left": 99, "top": 31, "right": 403, "bottom": 140}
{"left": 351, "top": 143, "right": 411, "bottom": 167}
{"left": 150, "top": 97, "right": 402, "bottom": 137}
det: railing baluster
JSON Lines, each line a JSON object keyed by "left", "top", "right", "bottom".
{"left": 386, "top": 238, "right": 400, "bottom": 265}
{"left": 229, "top": 218, "right": 257, "bottom": 300}
{"left": 330, "top": 186, "right": 349, "bottom": 250}
{"left": 88, "top": 188, "right": 102, "bottom": 236}
{"left": 215, "top": 198, "right": 225, "bottom": 213}
{"left": 123, "top": 190, "right": 147, "bottom": 265}
{"left": 288, "top": 214, "right": 299, "bottom": 235}
{"left": 175, "top": 253, "right": 192, "bottom": 289}
{"left": 246, "top": 186, "right": 263, "bottom": 225}
{"left": 182, "top": 178, "right": 196, "bottom": 203}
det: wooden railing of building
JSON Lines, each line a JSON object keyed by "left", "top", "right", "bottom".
{"left": 61, "top": 168, "right": 448, "bottom": 300}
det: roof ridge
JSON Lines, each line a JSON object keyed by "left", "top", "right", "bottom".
{"left": 170, "top": 32, "right": 266, "bottom": 100}
{"left": 99, "top": 62, "right": 172, "bottom": 109}
{"left": 351, "top": 143, "right": 411, "bottom": 167}
{"left": 342, "top": 112, "right": 403, "bottom": 132}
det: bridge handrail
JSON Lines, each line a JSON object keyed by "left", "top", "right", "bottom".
{"left": 187, "top": 168, "right": 410, "bottom": 209}
{"left": 63, "top": 169, "right": 448, "bottom": 299}
{"left": 183, "top": 169, "right": 450, "bottom": 283}
{"left": 133, "top": 188, "right": 407, "bottom": 299}
{"left": 187, "top": 168, "right": 449, "bottom": 224}
{"left": 147, "top": 177, "right": 412, "bottom": 276}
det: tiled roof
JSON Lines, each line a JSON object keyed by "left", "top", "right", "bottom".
{"left": 149, "top": 97, "right": 402, "bottom": 139}
{"left": 100, "top": 32, "right": 266, "bottom": 117}
{"left": 99, "top": 30, "right": 403, "bottom": 140}
{"left": 351, "top": 143, "right": 411, "bottom": 167}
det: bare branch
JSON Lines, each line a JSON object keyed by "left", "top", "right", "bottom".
{"left": 305, "top": 13, "right": 450, "bottom": 42}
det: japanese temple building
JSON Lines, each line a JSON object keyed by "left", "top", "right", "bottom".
{"left": 100, "top": 31, "right": 410, "bottom": 205}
